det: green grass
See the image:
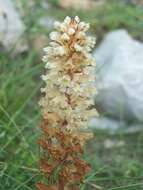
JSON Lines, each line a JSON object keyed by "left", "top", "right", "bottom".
{"left": 84, "top": 131, "right": 143, "bottom": 190}
{"left": 0, "top": 0, "right": 143, "bottom": 189}
{"left": 0, "top": 51, "right": 42, "bottom": 190}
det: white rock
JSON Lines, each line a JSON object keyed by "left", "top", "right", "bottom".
{"left": 90, "top": 117, "right": 126, "bottom": 131}
{"left": 90, "top": 117, "right": 143, "bottom": 133}
{"left": 0, "top": 0, "right": 26, "bottom": 52}
{"left": 93, "top": 29, "right": 143, "bottom": 128}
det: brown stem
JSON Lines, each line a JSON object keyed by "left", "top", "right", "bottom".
{"left": 58, "top": 178, "right": 64, "bottom": 190}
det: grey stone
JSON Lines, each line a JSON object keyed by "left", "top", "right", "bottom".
{"left": 0, "top": 0, "right": 26, "bottom": 53}
{"left": 93, "top": 29, "right": 143, "bottom": 130}
{"left": 90, "top": 117, "right": 143, "bottom": 133}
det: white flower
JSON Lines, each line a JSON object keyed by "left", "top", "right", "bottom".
{"left": 43, "top": 47, "right": 51, "bottom": 52}
{"left": 83, "top": 23, "right": 90, "bottom": 31}
{"left": 61, "top": 33, "right": 70, "bottom": 41}
{"left": 43, "top": 47, "right": 53, "bottom": 56}
{"left": 49, "top": 31, "right": 60, "bottom": 41}
{"left": 79, "top": 22, "right": 90, "bottom": 31}
{"left": 75, "top": 16, "right": 80, "bottom": 23}
{"left": 85, "top": 46, "right": 92, "bottom": 52}
{"left": 76, "top": 31, "right": 85, "bottom": 39}
{"left": 54, "top": 21, "right": 61, "bottom": 29}
{"left": 64, "top": 16, "right": 71, "bottom": 25}
{"left": 78, "top": 22, "right": 86, "bottom": 29}
{"left": 59, "top": 23, "right": 67, "bottom": 32}
{"left": 55, "top": 46, "right": 66, "bottom": 56}
{"left": 49, "top": 42, "right": 59, "bottom": 47}
{"left": 68, "top": 28, "right": 75, "bottom": 35}
{"left": 41, "top": 75, "right": 49, "bottom": 81}
{"left": 45, "top": 62, "right": 56, "bottom": 69}
{"left": 86, "top": 37, "right": 96, "bottom": 48}
{"left": 40, "top": 88, "right": 46, "bottom": 93}
{"left": 42, "top": 55, "right": 48, "bottom": 62}
{"left": 74, "top": 43, "right": 83, "bottom": 52}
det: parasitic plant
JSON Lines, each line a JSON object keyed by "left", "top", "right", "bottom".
{"left": 37, "top": 16, "right": 97, "bottom": 190}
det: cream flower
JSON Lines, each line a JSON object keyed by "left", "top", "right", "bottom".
{"left": 64, "top": 16, "right": 71, "bottom": 25}
{"left": 49, "top": 31, "right": 60, "bottom": 41}
{"left": 67, "top": 28, "right": 75, "bottom": 35}
{"left": 40, "top": 16, "right": 97, "bottom": 132}
{"left": 38, "top": 17, "right": 98, "bottom": 190}
{"left": 61, "top": 33, "right": 70, "bottom": 41}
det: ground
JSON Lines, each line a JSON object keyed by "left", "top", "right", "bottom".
{"left": 0, "top": 0, "right": 143, "bottom": 189}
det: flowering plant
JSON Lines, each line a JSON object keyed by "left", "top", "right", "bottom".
{"left": 37, "top": 16, "right": 97, "bottom": 190}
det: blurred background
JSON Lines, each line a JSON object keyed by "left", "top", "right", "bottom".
{"left": 0, "top": 0, "right": 143, "bottom": 189}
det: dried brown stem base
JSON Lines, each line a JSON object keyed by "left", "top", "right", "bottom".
{"left": 36, "top": 118, "right": 91, "bottom": 190}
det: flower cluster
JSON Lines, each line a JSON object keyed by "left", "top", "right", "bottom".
{"left": 37, "top": 16, "right": 97, "bottom": 190}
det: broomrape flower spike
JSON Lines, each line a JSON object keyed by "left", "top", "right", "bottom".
{"left": 37, "top": 16, "right": 98, "bottom": 190}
